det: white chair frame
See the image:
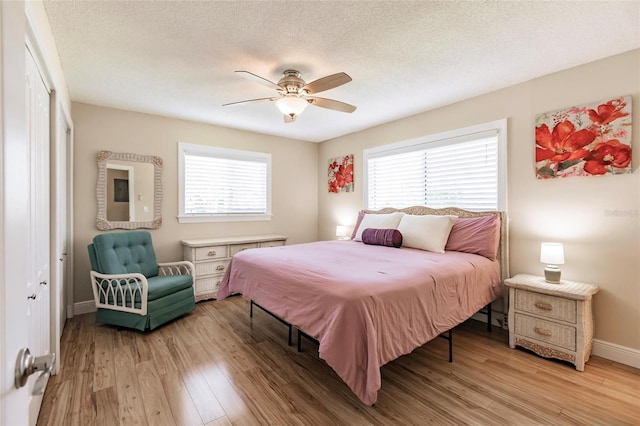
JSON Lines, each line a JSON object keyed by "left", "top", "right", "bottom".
{"left": 90, "top": 261, "right": 195, "bottom": 316}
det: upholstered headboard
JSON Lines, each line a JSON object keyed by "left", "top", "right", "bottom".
{"left": 362, "top": 206, "right": 509, "bottom": 283}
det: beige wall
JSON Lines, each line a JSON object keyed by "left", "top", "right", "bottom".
{"left": 318, "top": 49, "right": 640, "bottom": 350}
{"left": 74, "top": 103, "right": 318, "bottom": 303}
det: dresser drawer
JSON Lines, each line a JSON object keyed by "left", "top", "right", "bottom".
{"left": 196, "top": 275, "right": 223, "bottom": 294}
{"left": 514, "top": 313, "right": 576, "bottom": 351}
{"left": 230, "top": 243, "right": 259, "bottom": 256}
{"left": 195, "top": 260, "right": 229, "bottom": 276}
{"left": 195, "top": 245, "right": 228, "bottom": 261}
{"left": 259, "top": 240, "right": 285, "bottom": 248}
{"left": 515, "top": 289, "right": 577, "bottom": 323}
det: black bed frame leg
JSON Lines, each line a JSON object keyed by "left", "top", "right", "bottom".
{"left": 448, "top": 329, "right": 453, "bottom": 363}
{"left": 487, "top": 303, "right": 492, "bottom": 332}
{"left": 250, "top": 300, "right": 254, "bottom": 318}
{"left": 288, "top": 325, "right": 293, "bottom": 346}
{"left": 297, "top": 329, "right": 302, "bottom": 352}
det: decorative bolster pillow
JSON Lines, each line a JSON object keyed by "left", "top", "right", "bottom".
{"left": 361, "top": 228, "right": 403, "bottom": 248}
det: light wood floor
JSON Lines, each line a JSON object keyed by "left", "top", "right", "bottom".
{"left": 39, "top": 296, "right": 639, "bottom": 426}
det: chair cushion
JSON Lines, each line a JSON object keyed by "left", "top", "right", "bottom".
{"left": 147, "top": 275, "right": 193, "bottom": 301}
{"left": 98, "top": 274, "right": 193, "bottom": 306}
{"left": 92, "top": 231, "right": 159, "bottom": 277}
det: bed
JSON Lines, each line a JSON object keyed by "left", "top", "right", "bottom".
{"left": 217, "top": 206, "right": 509, "bottom": 405}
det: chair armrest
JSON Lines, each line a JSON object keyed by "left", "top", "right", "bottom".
{"left": 158, "top": 261, "right": 195, "bottom": 278}
{"left": 90, "top": 270, "right": 149, "bottom": 316}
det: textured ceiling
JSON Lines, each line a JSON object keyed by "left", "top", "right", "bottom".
{"left": 43, "top": 1, "right": 640, "bottom": 143}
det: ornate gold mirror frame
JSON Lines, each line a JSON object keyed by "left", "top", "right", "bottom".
{"left": 96, "top": 151, "right": 162, "bottom": 230}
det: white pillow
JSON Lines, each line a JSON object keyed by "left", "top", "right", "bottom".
{"left": 353, "top": 212, "right": 404, "bottom": 242}
{"left": 397, "top": 214, "right": 457, "bottom": 253}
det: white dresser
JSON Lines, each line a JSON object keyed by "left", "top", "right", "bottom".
{"left": 181, "top": 234, "right": 287, "bottom": 301}
{"left": 505, "top": 274, "right": 599, "bottom": 371}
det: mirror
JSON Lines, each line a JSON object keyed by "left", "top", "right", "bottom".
{"left": 96, "top": 151, "right": 162, "bottom": 230}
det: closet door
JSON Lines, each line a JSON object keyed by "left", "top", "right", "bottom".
{"left": 25, "top": 45, "right": 51, "bottom": 425}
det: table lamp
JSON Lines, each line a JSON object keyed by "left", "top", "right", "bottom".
{"left": 336, "top": 225, "right": 348, "bottom": 240}
{"left": 540, "top": 242, "right": 564, "bottom": 283}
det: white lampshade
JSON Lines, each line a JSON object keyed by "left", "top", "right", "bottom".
{"left": 540, "top": 242, "right": 565, "bottom": 265}
{"left": 275, "top": 96, "right": 308, "bottom": 116}
{"left": 336, "top": 225, "right": 347, "bottom": 239}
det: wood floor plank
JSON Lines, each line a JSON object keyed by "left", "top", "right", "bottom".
{"left": 39, "top": 297, "right": 640, "bottom": 426}
{"left": 160, "top": 371, "right": 205, "bottom": 426}
{"left": 165, "top": 336, "right": 226, "bottom": 423}
{"left": 146, "top": 330, "right": 179, "bottom": 376}
{"left": 136, "top": 360, "right": 177, "bottom": 426}
{"left": 113, "top": 343, "right": 148, "bottom": 426}
{"left": 94, "top": 387, "right": 119, "bottom": 426}
{"left": 37, "top": 375, "right": 71, "bottom": 425}
{"left": 188, "top": 342, "right": 262, "bottom": 426}
{"left": 204, "top": 416, "right": 232, "bottom": 426}
{"left": 67, "top": 372, "right": 97, "bottom": 426}
{"left": 93, "top": 324, "right": 115, "bottom": 392}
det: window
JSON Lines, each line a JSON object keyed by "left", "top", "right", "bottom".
{"left": 364, "top": 119, "right": 507, "bottom": 211}
{"left": 178, "top": 143, "right": 271, "bottom": 222}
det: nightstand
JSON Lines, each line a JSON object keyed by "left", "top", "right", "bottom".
{"left": 504, "top": 273, "right": 599, "bottom": 371}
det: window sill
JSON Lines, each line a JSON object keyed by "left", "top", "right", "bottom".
{"left": 177, "top": 214, "right": 272, "bottom": 223}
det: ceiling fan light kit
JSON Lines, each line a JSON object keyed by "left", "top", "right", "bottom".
{"left": 223, "top": 69, "right": 356, "bottom": 123}
{"left": 275, "top": 95, "right": 308, "bottom": 117}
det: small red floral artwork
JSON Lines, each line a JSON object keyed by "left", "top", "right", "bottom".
{"left": 328, "top": 154, "right": 354, "bottom": 193}
{"left": 535, "top": 95, "right": 632, "bottom": 178}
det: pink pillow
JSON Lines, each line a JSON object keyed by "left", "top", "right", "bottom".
{"left": 445, "top": 214, "right": 500, "bottom": 260}
{"left": 361, "top": 228, "right": 403, "bottom": 248}
{"left": 350, "top": 211, "right": 365, "bottom": 240}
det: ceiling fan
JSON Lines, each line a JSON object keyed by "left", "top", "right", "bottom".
{"left": 223, "top": 69, "right": 356, "bottom": 123}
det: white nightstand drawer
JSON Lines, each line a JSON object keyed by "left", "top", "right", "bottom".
{"left": 515, "top": 289, "right": 577, "bottom": 323}
{"left": 230, "top": 243, "right": 259, "bottom": 256}
{"left": 196, "top": 275, "right": 223, "bottom": 293}
{"left": 259, "top": 240, "right": 285, "bottom": 248}
{"left": 195, "top": 245, "right": 228, "bottom": 261}
{"left": 514, "top": 313, "right": 576, "bottom": 351}
{"left": 195, "top": 260, "right": 229, "bottom": 276}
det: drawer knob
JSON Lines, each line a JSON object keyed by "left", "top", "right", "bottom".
{"left": 208, "top": 250, "right": 217, "bottom": 256}
{"left": 534, "top": 327, "right": 552, "bottom": 337}
{"left": 216, "top": 265, "right": 224, "bottom": 271}
{"left": 534, "top": 301, "right": 553, "bottom": 311}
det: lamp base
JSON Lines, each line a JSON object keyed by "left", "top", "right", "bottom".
{"left": 544, "top": 265, "right": 561, "bottom": 283}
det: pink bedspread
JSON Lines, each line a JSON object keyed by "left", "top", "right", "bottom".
{"left": 217, "top": 240, "right": 501, "bottom": 405}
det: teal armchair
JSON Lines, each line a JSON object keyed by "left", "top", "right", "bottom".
{"left": 88, "top": 231, "right": 196, "bottom": 331}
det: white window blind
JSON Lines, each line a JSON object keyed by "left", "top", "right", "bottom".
{"left": 365, "top": 121, "right": 506, "bottom": 212}
{"left": 178, "top": 143, "right": 271, "bottom": 222}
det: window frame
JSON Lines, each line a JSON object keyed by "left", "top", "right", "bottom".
{"left": 363, "top": 119, "right": 507, "bottom": 211}
{"left": 178, "top": 142, "right": 272, "bottom": 223}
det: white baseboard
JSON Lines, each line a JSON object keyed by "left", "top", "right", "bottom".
{"left": 592, "top": 339, "right": 640, "bottom": 369}
{"left": 74, "top": 300, "right": 96, "bottom": 315}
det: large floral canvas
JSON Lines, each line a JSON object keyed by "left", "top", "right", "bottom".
{"left": 535, "top": 95, "right": 632, "bottom": 178}
{"left": 328, "top": 154, "right": 354, "bottom": 193}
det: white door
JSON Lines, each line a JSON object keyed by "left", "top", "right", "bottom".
{"left": 25, "top": 44, "right": 51, "bottom": 425}
{"left": 1, "top": 1, "right": 32, "bottom": 424}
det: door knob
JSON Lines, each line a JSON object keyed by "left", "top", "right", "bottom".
{"left": 39, "top": 280, "right": 47, "bottom": 286}
{"left": 15, "top": 348, "right": 56, "bottom": 395}
{"left": 27, "top": 294, "right": 36, "bottom": 300}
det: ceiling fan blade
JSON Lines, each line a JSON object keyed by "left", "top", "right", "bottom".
{"left": 222, "top": 97, "right": 278, "bottom": 107}
{"left": 302, "top": 72, "right": 352, "bottom": 94}
{"left": 235, "top": 71, "right": 281, "bottom": 90}
{"left": 307, "top": 97, "right": 357, "bottom": 113}
{"left": 283, "top": 114, "right": 296, "bottom": 123}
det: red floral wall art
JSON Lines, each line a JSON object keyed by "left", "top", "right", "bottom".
{"left": 535, "top": 95, "right": 632, "bottom": 178}
{"left": 328, "top": 154, "right": 354, "bottom": 193}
